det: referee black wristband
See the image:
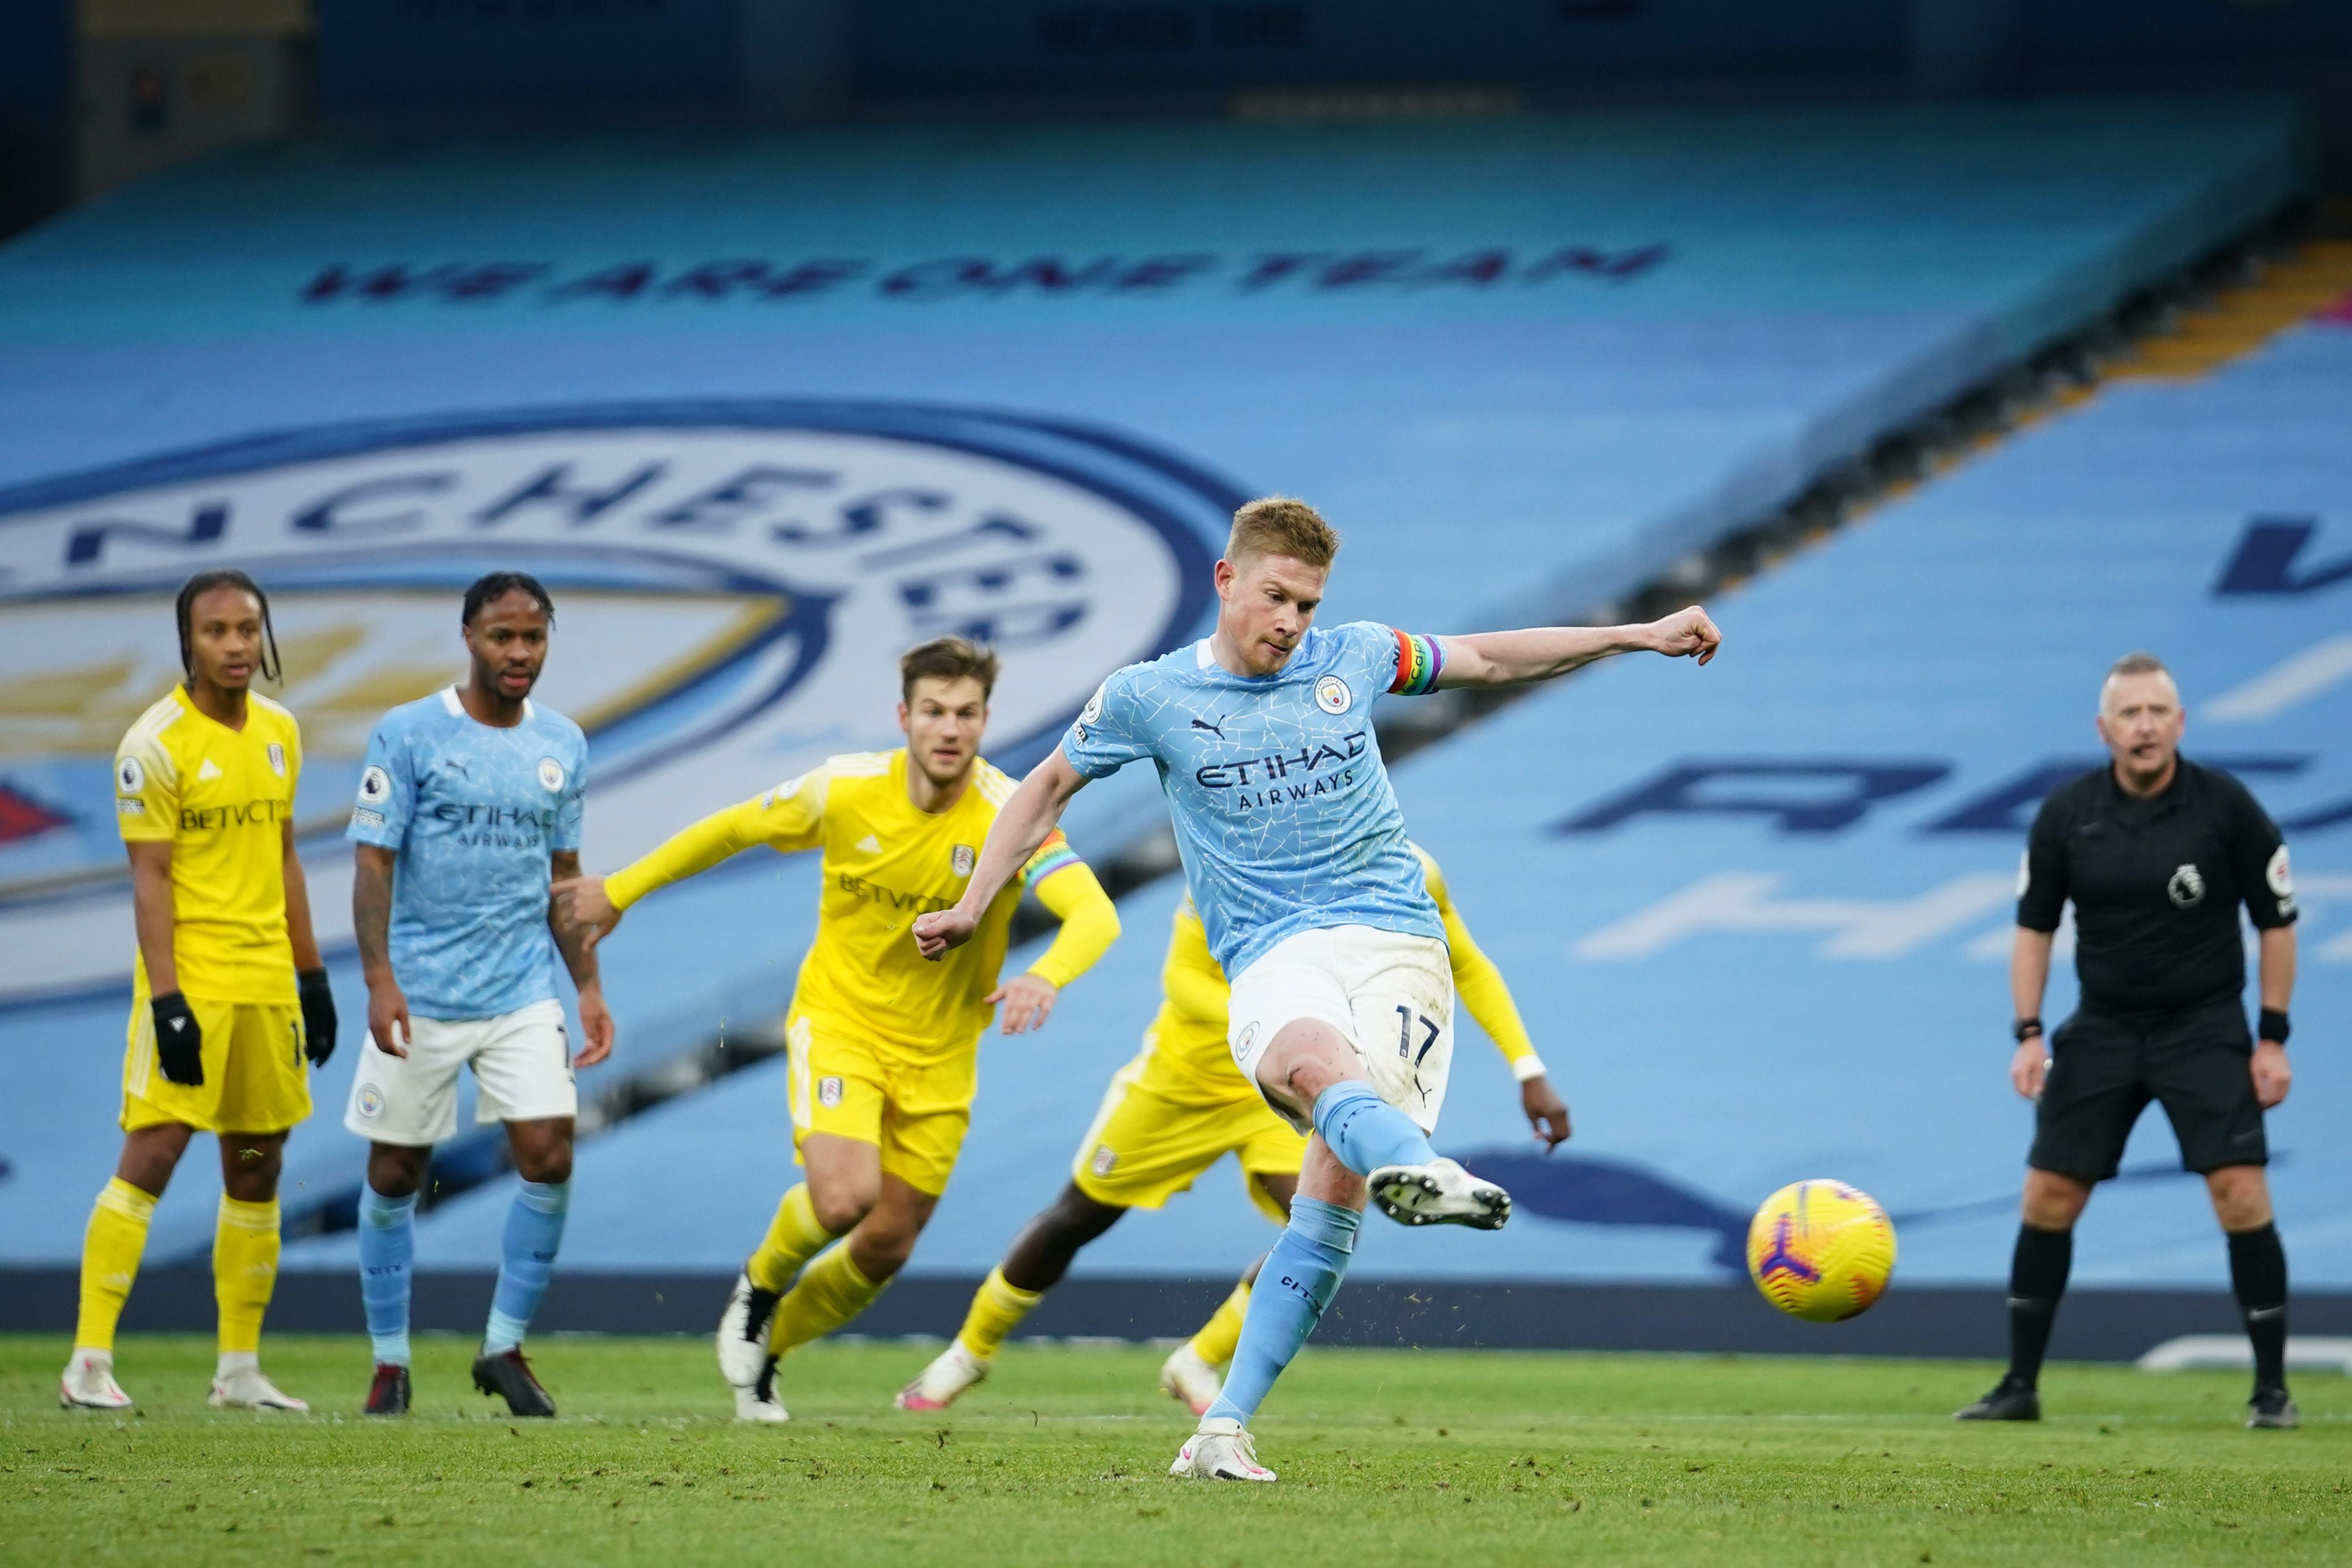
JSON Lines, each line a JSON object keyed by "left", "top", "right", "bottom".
{"left": 2259, "top": 1008, "right": 2290, "bottom": 1047}
{"left": 2013, "top": 1017, "right": 2043, "bottom": 1042}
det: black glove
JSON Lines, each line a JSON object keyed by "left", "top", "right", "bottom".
{"left": 151, "top": 991, "right": 203, "bottom": 1086}
{"left": 298, "top": 968, "right": 338, "bottom": 1068}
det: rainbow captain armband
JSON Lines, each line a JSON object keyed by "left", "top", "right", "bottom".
{"left": 1021, "top": 829, "right": 1084, "bottom": 887}
{"left": 1387, "top": 628, "right": 1446, "bottom": 696}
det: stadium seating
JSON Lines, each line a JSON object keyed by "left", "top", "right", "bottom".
{"left": 289, "top": 259, "right": 2352, "bottom": 1289}
{"left": 0, "top": 98, "right": 2314, "bottom": 1266}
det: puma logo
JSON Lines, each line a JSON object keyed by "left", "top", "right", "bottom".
{"left": 1190, "top": 717, "right": 1226, "bottom": 738}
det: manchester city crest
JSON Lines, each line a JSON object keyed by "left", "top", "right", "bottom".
{"left": 0, "top": 399, "right": 1227, "bottom": 1005}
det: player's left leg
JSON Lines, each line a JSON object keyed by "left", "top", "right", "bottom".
{"left": 757, "top": 1067, "right": 965, "bottom": 1415}
{"left": 210, "top": 1127, "right": 305, "bottom": 1411}
{"left": 2207, "top": 1167, "right": 2294, "bottom": 1427}
{"left": 898, "top": 1183, "right": 1127, "bottom": 1411}
{"left": 464, "top": 1117, "right": 573, "bottom": 1418}
{"left": 1231, "top": 930, "right": 1501, "bottom": 1229}
{"left": 205, "top": 1002, "right": 312, "bottom": 1412}
{"left": 2156, "top": 1005, "right": 2294, "bottom": 1428}
{"left": 465, "top": 1000, "right": 582, "bottom": 1417}
{"left": 720, "top": 1015, "right": 885, "bottom": 1391}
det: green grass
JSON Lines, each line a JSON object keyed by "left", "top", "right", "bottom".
{"left": 4, "top": 1336, "right": 2348, "bottom": 1566}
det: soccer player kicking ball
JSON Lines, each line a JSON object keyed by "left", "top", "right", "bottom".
{"left": 899, "top": 844, "right": 1569, "bottom": 1414}
{"left": 62, "top": 571, "right": 338, "bottom": 1413}
{"left": 555, "top": 637, "right": 1120, "bottom": 1422}
{"left": 344, "top": 574, "right": 610, "bottom": 1418}
{"left": 916, "top": 498, "right": 1718, "bottom": 1481}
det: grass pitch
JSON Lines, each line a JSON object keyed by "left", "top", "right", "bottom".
{"left": 4, "top": 1335, "right": 2348, "bottom": 1566}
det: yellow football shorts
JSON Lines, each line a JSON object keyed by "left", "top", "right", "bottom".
{"left": 783, "top": 1009, "right": 976, "bottom": 1198}
{"left": 1071, "top": 1052, "right": 1308, "bottom": 1225}
{"left": 122, "top": 981, "right": 312, "bottom": 1135}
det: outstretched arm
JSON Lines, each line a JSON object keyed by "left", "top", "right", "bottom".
{"left": 554, "top": 770, "right": 827, "bottom": 951}
{"left": 914, "top": 749, "right": 1088, "bottom": 958}
{"left": 1434, "top": 606, "right": 1719, "bottom": 688}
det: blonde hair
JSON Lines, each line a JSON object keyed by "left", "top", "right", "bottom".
{"left": 1226, "top": 496, "right": 1339, "bottom": 570}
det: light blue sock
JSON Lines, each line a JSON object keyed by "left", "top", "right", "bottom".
{"left": 484, "top": 1180, "right": 569, "bottom": 1355}
{"left": 1204, "top": 1197, "right": 1358, "bottom": 1424}
{"left": 357, "top": 1185, "right": 418, "bottom": 1368}
{"left": 1311, "top": 1081, "right": 1438, "bottom": 1177}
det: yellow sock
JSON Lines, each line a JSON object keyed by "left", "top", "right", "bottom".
{"left": 746, "top": 1184, "right": 839, "bottom": 1294}
{"left": 75, "top": 1178, "right": 156, "bottom": 1351}
{"left": 213, "top": 1197, "right": 280, "bottom": 1355}
{"left": 767, "top": 1243, "right": 886, "bottom": 1355}
{"left": 1187, "top": 1277, "right": 1253, "bottom": 1368}
{"left": 953, "top": 1266, "right": 1044, "bottom": 1362}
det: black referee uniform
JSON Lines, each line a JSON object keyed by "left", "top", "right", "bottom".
{"left": 2019, "top": 757, "right": 2295, "bottom": 1180}
{"left": 1961, "top": 754, "right": 2300, "bottom": 1424}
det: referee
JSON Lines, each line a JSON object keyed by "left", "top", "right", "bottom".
{"left": 1958, "top": 653, "right": 2300, "bottom": 1429}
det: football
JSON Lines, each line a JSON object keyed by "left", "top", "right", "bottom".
{"left": 1747, "top": 1180, "right": 1898, "bottom": 1322}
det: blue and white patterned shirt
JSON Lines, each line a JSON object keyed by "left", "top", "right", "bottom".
{"left": 347, "top": 687, "right": 589, "bottom": 1021}
{"left": 1062, "top": 621, "right": 1447, "bottom": 977}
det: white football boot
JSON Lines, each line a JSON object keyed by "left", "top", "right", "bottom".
{"left": 1157, "top": 1344, "right": 1222, "bottom": 1417}
{"left": 895, "top": 1339, "right": 989, "bottom": 1412}
{"left": 59, "top": 1349, "right": 133, "bottom": 1411}
{"left": 715, "top": 1272, "right": 779, "bottom": 1389}
{"left": 208, "top": 1357, "right": 309, "bottom": 1412}
{"left": 734, "top": 1358, "right": 790, "bottom": 1424}
{"left": 1368, "top": 1157, "right": 1511, "bottom": 1230}
{"left": 1169, "top": 1417, "right": 1276, "bottom": 1482}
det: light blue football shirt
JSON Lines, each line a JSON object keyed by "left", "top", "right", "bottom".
{"left": 1063, "top": 620, "right": 1447, "bottom": 977}
{"left": 347, "top": 686, "right": 589, "bottom": 1021}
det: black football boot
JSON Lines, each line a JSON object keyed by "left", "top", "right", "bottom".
{"left": 472, "top": 1349, "right": 556, "bottom": 1418}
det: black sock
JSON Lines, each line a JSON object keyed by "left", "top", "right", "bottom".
{"left": 2228, "top": 1221, "right": 2289, "bottom": 1393}
{"left": 2006, "top": 1223, "right": 2073, "bottom": 1389}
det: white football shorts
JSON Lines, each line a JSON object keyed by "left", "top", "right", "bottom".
{"left": 343, "top": 998, "right": 575, "bottom": 1146}
{"left": 1227, "top": 924, "right": 1454, "bottom": 1134}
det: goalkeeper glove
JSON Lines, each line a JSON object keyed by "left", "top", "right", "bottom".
{"left": 151, "top": 992, "right": 203, "bottom": 1086}
{"left": 298, "top": 968, "right": 338, "bottom": 1068}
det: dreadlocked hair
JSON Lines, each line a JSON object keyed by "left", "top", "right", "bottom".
{"left": 175, "top": 569, "right": 282, "bottom": 685}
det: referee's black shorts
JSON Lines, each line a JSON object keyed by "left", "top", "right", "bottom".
{"left": 2029, "top": 998, "right": 2268, "bottom": 1181}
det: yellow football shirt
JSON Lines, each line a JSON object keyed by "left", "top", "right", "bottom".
{"left": 1135, "top": 842, "right": 1544, "bottom": 1102}
{"left": 113, "top": 688, "right": 302, "bottom": 1003}
{"left": 607, "top": 749, "right": 1093, "bottom": 1056}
